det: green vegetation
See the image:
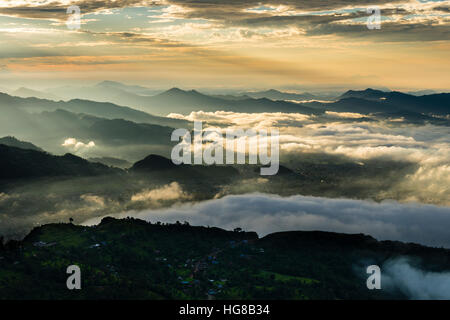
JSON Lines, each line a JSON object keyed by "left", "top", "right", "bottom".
{"left": 1, "top": 217, "right": 449, "bottom": 300}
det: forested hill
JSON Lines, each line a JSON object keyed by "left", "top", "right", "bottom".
{"left": 1, "top": 217, "right": 450, "bottom": 300}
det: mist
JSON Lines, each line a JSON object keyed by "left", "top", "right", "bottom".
{"left": 82, "top": 193, "right": 450, "bottom": 248}
{"left": 384, "top": 258, "right": 450, "bottom": 300}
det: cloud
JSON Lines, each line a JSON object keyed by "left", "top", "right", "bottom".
{"left": 62, "top": 137, "right": 95, "bottom": 150}
{"left": 168, "top": 110, "right": 312, "bottom": 129}
{"left": 384, "top": 258, "right": 450, "bottom": 299}
{"left": 324, "top": 111, "right": 367, "bottom": 119}
{"left": 131, "top": 182, "right": 190, "bottom": 203}
{"left": 166, "top": 0, "right": 408, "bottom": 17}
{"left": 80, "top": 194, "right": 106, "bottom": 208}
{"left": 168, "top": 110, "right": 450, "bottom": 205}
{"left": 0, "top": 193, "right": 11, "bottom": 203}
{"left": 0, "top": 1, "right": 162, "bottom": 20}
{"left": 82, "top": 193, "right": 450, "bottom": 248}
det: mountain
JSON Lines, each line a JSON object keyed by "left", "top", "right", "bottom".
{"left": 88, "top": 157, "right": 132, "bottom": 169}
{"left": 86, "top": 119, "right": 175, "bottom": 146}
{"left": 45, "top": 81, "right": 162, "bottom": 112}
{"left": 321, "top": 97, "right": 395, "bottom": 114}
{"left": 0, "top": 136, "right": 44, "bottom": 152}
{"left": 339, "top": 88, "right": 450, "bottom": 115}
{"left": 211, "top": 94, "right": 252, "bottom": 101}
{"left": 130, "top": 154, "right": 240, "bottom": 181}
{"left": 0, "top": 103, "right": 179, "bottom": 160}
{"left": 145, "top": 88, "right": 228, "bottom": 114}
{"left": 12, "top": 87, "right": 61, "bottom": 101}
{"left": 95, "top": 81, "right": 160, "bottom": 96}
{"left": 0, "top": 145, "right": 119, "bottom": 180}
{"left": 32, "top": 109, "right": 177, "bottom": 157}
{"left": 46, "top": 83, "right": 323, "bottom": 115}
{"left": 0, "top": 91, "right": 190, "bottom": 128}
{"left": 143, "top": 88, "right": 320, "bottom": 115}
{"left": 241, "top": 89, "right": 318, "bottom": 101}
{"left": 2, "top": 217, "right": 450, "bottom": 299}
{"left": 131, "top": 154, "right": 178, "bottom": 171}
{"left": 340, "top": 88, "right": 388, "bottom": 100}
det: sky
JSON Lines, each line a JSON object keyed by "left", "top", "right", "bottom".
{"left": 0, "top": 0, "right": 449, "bottom": 91}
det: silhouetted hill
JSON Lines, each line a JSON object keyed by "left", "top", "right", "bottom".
{"left": 261, "top": 230, "right": 378, "bottom": 249}
{"left": 132, "top": 154, "right": 178, "bottom": 171}
{"left": 0, "top": 104, "right": 178, "bottom": 155}
{"left": 144, "top": 88, "right": 319, "bottom": 115}
{"left": 86, "top": 119, "right": 175, "bottom": 146}
{"left": 95, "top": 81, "right": 159, "bottom": 96}
{"left": 46, "top": 82, "right": 162, "bottom": 109}
{"left": 88, "top": 157, "right": 132, "bottom": 169}
{"left": 242, "top": 89, "right": 318, "bottom": 101}
{"left": 339, "top": 89, "right": 450, "bottom": 115}
{"left": 147, "top": 88, "right": 228, "bottom": 113}
{"left": 0, "top": 136, "right": 44, "bottom": 152}
{"left": 326, "top": 97, "right": 395, "bottom": 113}
{"left": 0, "top": 91, "right": 189, "bottom": 128}
{"left": 130, "top": 154, "right": 240, "bottom": 181}
{"left": 0, "top": 145, "right": 119, "bottom": 180}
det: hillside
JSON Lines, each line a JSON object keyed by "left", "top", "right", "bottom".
{"left": 1, "top": 217, "right": 450, "bottom": 299}
{"left": 139, "top": 88, "right": 320, "bottom": 115}
{"left": 0, "top": 145, "right": 119, "bottom": 180}
{"left": 0, "top": 91, "right": 190, "bottom": 128}
{"left": 130, "top": 154, "right": 240, "bottom": 181}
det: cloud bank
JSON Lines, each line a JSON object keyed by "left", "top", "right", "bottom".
{"left": 82, "top": 193, "right": 450, "bottom": 248}
{"left": 169, "top": 111, "right": 450, "bottom": 206}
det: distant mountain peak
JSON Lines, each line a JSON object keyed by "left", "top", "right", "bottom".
{"left": 131, "top": 154, "right": 177, "bottom": 171}
{"left": 166, "top": 87, "right": 186, "bottom": 94}
{"left": 264, "top": 89, "right": 282, "bottom": 94}
{"left": 96, "top": 80, "right": 124, "bottom": 87}
{"left": 0, "top": 136, "right": 44, "bottom": 152}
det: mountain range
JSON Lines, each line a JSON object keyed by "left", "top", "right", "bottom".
{"left": 2, "top": 84, "right": 449, "bottom": 120}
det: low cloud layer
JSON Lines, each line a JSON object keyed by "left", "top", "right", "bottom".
{"left": 131, "top": 182, "right": 190, "bottom": 204}
{"left": 169, "top": 111, "right": 450, "bottom": 206}
{"left": 384, "top": 258, "right": 450, "bottom": 299}
{"left": 83, "top": 193, "right": 450, "bottom": 248}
